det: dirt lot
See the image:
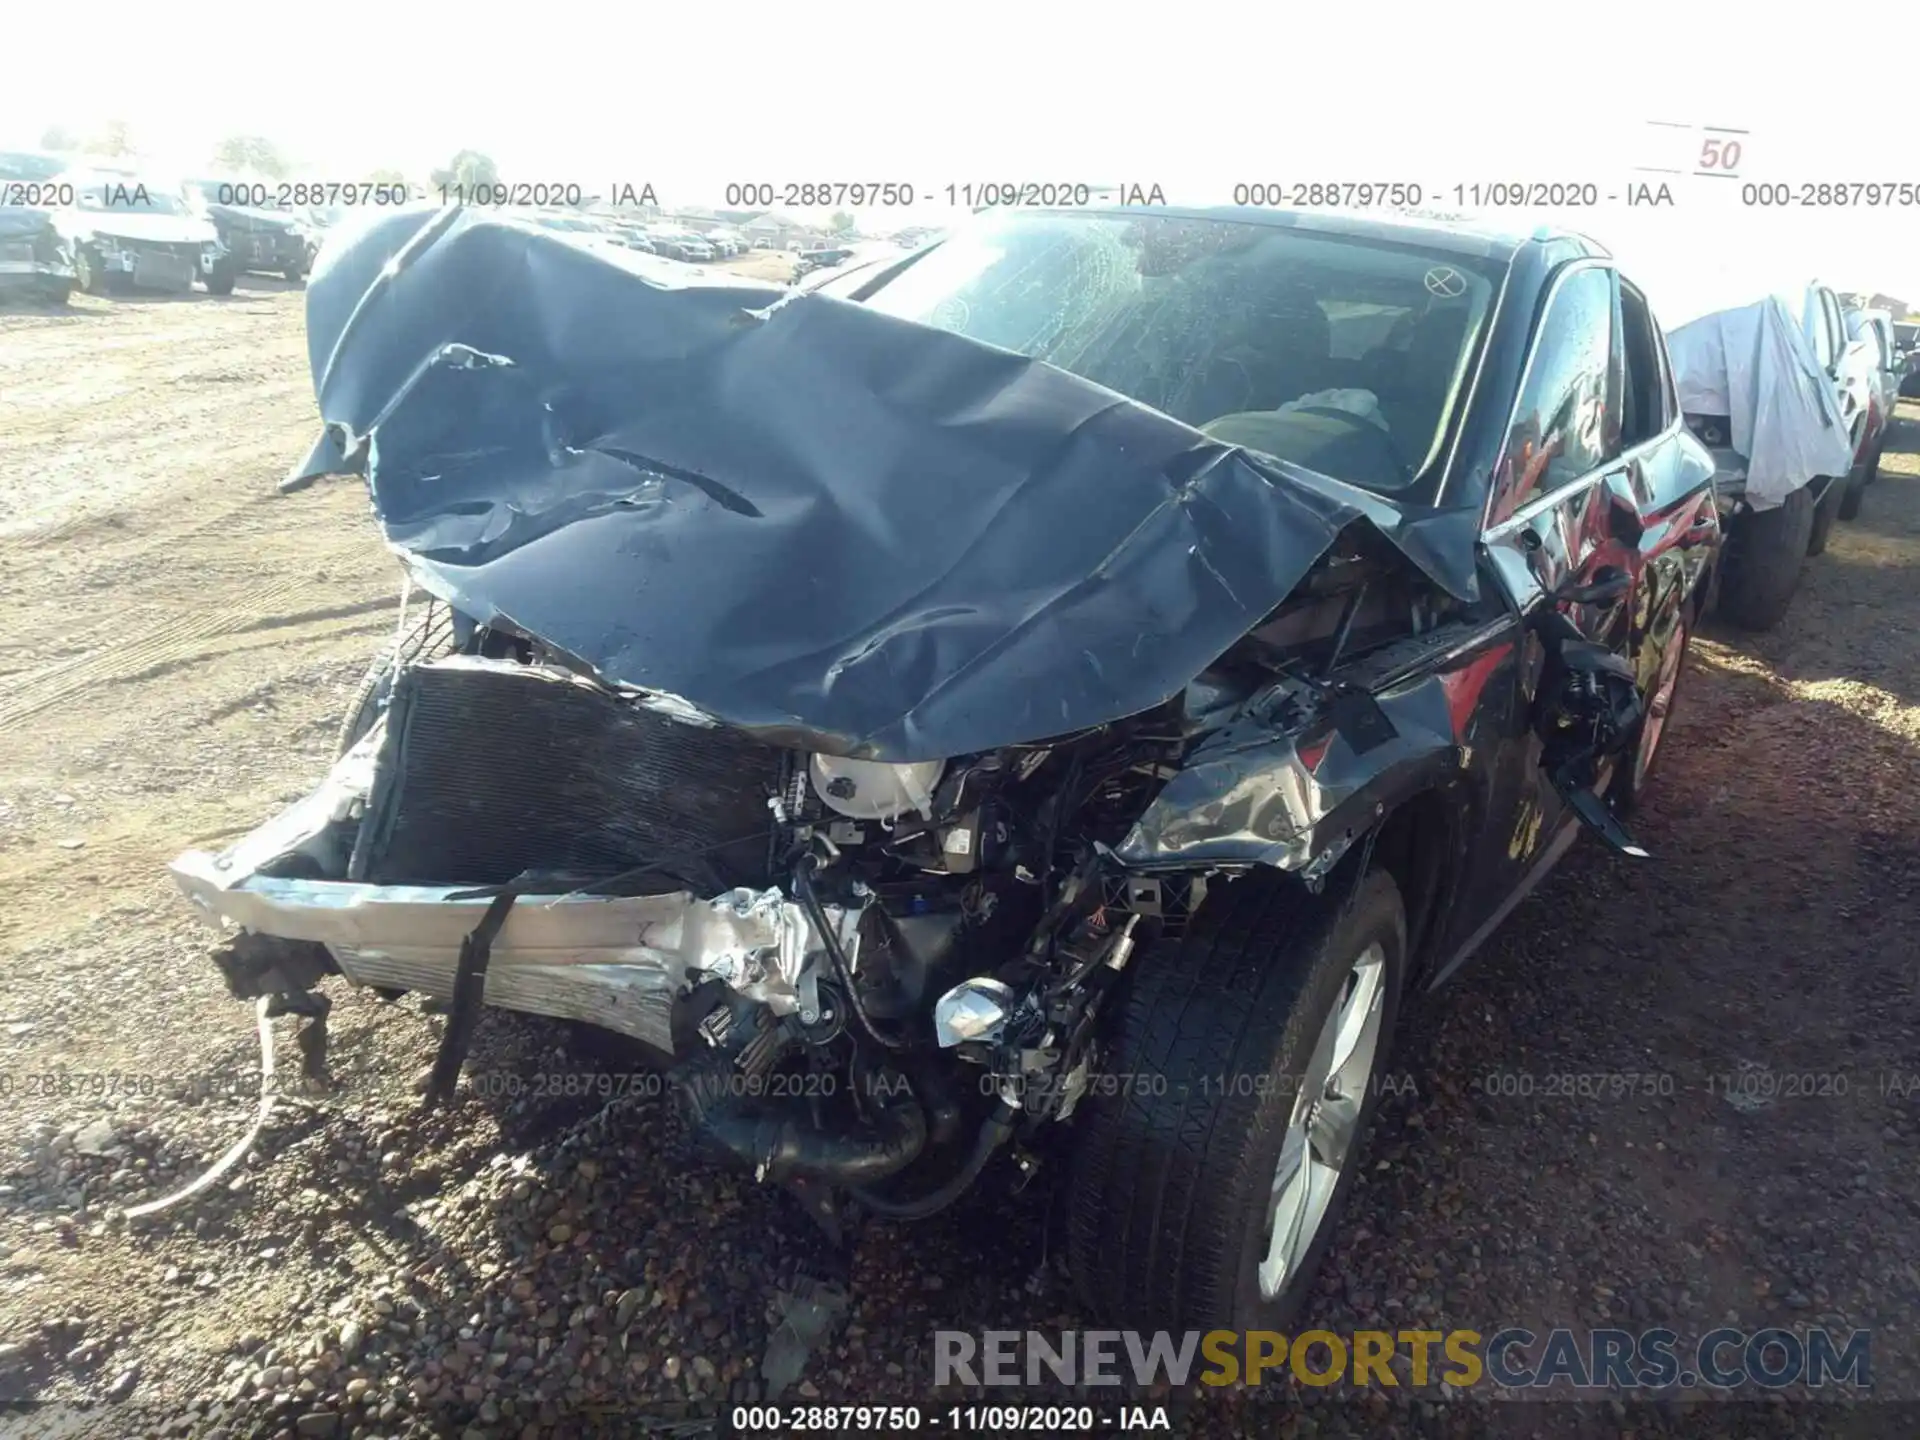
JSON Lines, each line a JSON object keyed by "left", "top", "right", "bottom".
{"left": 0, "top": 281, "right": 1916, "bottom": 1439}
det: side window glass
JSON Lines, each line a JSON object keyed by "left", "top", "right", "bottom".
{"left": 1488, "top": 268, "right": 1615, "bottom": 524}
{"left": 1617, "top": 280, "right": 1667, "bottom": 449}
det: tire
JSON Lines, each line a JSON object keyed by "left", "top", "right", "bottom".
{"left": 204, "top": 261, "right": 238, "bottom": 297}
{"left": 1806, "top": 475, "right": 1843, "bottom": 556}
{"left": 1827, "top": 449, "right": 1873, "bottom": 526}
{"left": 1715, "top": 484, "right": 1813, "bottom": 632}
{"left": 1836, "top": 469, "right": 1867, "bottom": 522}
{"left": 335, "top": 600, "right": 457, "bottom": 757}
{"left": 40, "top": 279, "right": 73, "bottom": 307}
{"left": 74, "top": 246, "right": 110, "bottom": 296}
{"left": 1066, "top": 867, "right": 1407, "bottom": 1332}
{"left": 283, "top": 263, "right": 308, "bottom": 284}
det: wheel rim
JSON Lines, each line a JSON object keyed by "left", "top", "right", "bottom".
{"left": 1633, "top": 619, "right": 1687, "bottom": 789}
{"left": 1257, "top": 942, "right": 1386, "bottom": 1300}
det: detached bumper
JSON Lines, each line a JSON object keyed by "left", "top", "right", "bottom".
{"left": 168, "top": 739, "right": 855, "bottom": 1057}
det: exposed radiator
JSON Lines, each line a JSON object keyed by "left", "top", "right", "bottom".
{"left": 349, "top": 657, "right": 785, "bottom": 890}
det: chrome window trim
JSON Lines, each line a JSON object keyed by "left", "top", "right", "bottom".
{"left": 1482, "top": 426, "right": 1677, "bottom": 542}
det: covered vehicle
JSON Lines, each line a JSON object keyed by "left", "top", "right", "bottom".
{"left": 52, "top": 172, "right": 225, "bottom": 295}
{"left": 182, "top": 178, "right": 319, "bottom": 288}
{"left": 170, "top": 205, "right": 1716, "bottom": 1330}
{"left": 0, "top": 203, "right": 75, "bottom": 305}
{"left": 1666, "top": 288, "right": 1859, "bottom": 628}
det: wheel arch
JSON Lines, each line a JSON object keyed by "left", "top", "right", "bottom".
{"left": 1365, "top": 785, "right": 1460, "bottom": 988}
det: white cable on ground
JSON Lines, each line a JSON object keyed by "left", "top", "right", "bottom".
{"left": 125, "top": 997, "right": 276, "bottom": 1221}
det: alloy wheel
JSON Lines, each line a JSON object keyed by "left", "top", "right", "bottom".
{"left": 1257, "top": 941, "right": 1386, "bottom": 1299}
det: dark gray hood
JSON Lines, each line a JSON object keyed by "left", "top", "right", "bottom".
{"left": 292, "top": 206, "right": 1480, "bottom": 761}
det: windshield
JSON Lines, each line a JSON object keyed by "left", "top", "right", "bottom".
{"left": 71, "top": 179, "right": 187, "bottom": 216}
{"left": 859, "top": 210, "right": 1499, "bottom": 492}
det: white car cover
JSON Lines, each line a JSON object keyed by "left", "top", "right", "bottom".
{"left": 1664, "top": 296, "right": 1855, "bottom": 511}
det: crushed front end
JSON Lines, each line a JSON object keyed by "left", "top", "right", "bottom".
{"left": 170, "top": 628, "right": 1218, "bottom": 1206}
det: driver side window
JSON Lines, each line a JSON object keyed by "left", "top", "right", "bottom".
{"left": 1487, "top": 267, "right": 1616, "bottom": 526}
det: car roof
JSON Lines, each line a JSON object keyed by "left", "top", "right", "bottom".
{"left": 1005, "top": 204, "right": 1605, "bottom": 263}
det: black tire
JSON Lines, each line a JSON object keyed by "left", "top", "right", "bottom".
{"left": 335, "top": 600, "right": 457, "bottom": 757}
{"left": 1066, "top": 867, "right": 1407, "bottom": 1332}
{"left": 40, "top": 278, "right": 73, "bottom": 307}
{"left": 283, "top": 263, "right": 308, "bottom": 284}
{"left": 1836, "top": 468, "right": 1867, "bottom": 521}
{"left": 1715, "top": 484, "right": 1813, "bottom": 631}
{"left": 1806, "top": 475, "right": 1843, "bottom": 556}
{"left": 74, "top": 246, "right": 110, "bottom": 296}
{"left": 204, "top": 261, "right": 238, "bottom": 297}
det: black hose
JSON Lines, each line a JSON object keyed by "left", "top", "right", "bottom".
{"left": 850, "top": 1099, "right": 1019, "bottom": 1220}
{"left": 792, "top": 854, "right": 912, "bottom": 1051}
{"left": 678, "top": 1046, "right": 928, "bottom": 1186}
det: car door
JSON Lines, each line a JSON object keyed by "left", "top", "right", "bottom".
{"left": 1467, "top": 263, "right": 1711, "bottom": 902}
{"left": 1439, "top": 261, "right": 1625, "bottom": 949}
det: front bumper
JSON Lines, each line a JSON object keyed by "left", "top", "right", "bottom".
{"left": 0, "top": 264, "right": 73, "bottom": 294}
{"left": 169, "top": 735, "right": 858, "bottom": 1056}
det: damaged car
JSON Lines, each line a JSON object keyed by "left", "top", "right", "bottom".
{"left": 52, "top": 171, "right": 226, "bottom": 296}
{"left": 0, "top": 202, "right": 75, "bottom": 305}
{"left": 1667, "top": 285, "right": 1864, "bottom": 629}
{"left": 170, "top": 205, "right": 1717, "bottom": 1330}
{"left": 182, "top": 178, "right": 319, "bottom": 288}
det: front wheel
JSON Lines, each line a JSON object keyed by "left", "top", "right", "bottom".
{"left": 74, "top": 246, "right": 111, "bottom": 296}
{"left": 203, "top": 260, "right": 238, "bottom": 297}
{"left": 1066, "top": 867, "right": 1407, "bottom": 1331}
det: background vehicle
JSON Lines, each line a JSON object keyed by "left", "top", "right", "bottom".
{"left": 1802, "top": 281, "right": 1877, "bottom": 527}
{"left": 174, "top": 205, "right": 1716, "bottom": 1334}
{"left": 1846, "top": 307, "right": 1901, "bottom": 514}
{"left": 51, "top": 172, "right": 225, "bottom": 296}
{"left": 646, "top": 230, "right": 710, "bottom": 262}
{"left": 1669, "top": 288, "right": 1861, "bottom": 628}
{"left": 0, "top": 203, "right": 75, "bottom": 305}
{"left": 0, "top": 150, "right": 70, "bottom": 185}
{"left": 791, "top": 244, "right": 855, "bottom": 280}
{"left": 182, "top": 178, "right": 318, "bottom": 285}
{"left": 1896, "top": 320, "right": 1920, "bottom": 398}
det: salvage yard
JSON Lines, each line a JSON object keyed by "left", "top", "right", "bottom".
{"left": 1, "top": 280, "right": 1918, "bottom": 1438}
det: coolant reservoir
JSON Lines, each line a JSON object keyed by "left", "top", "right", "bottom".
{"left": 808, "top": 755, "right": 945, "bottom": 822}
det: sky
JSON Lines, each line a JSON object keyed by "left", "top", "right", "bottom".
{"left": 7, "top": 1, "right": 1918, "bottom": 323}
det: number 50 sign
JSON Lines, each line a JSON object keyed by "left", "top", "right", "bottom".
{"left": 1639, "top": 120, "right": 1749, "bottom": 180}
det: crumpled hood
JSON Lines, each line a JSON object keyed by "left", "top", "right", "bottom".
{"left": 294, "top": 205, "right": 1480, "bottom": 761}
{"left": 56, "top": 211, "right": 218, "bottom": 247}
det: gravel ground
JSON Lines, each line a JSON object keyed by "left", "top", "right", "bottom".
{"left": 0, "top": 285, "right": 1916, "bottom": 1439}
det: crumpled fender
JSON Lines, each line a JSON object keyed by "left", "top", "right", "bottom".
{"left": 1116, "top": 658, "right": 1473, "bottom": 874}
{"left": 292, "top": 205, "right": 1481, "bottom": 762}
